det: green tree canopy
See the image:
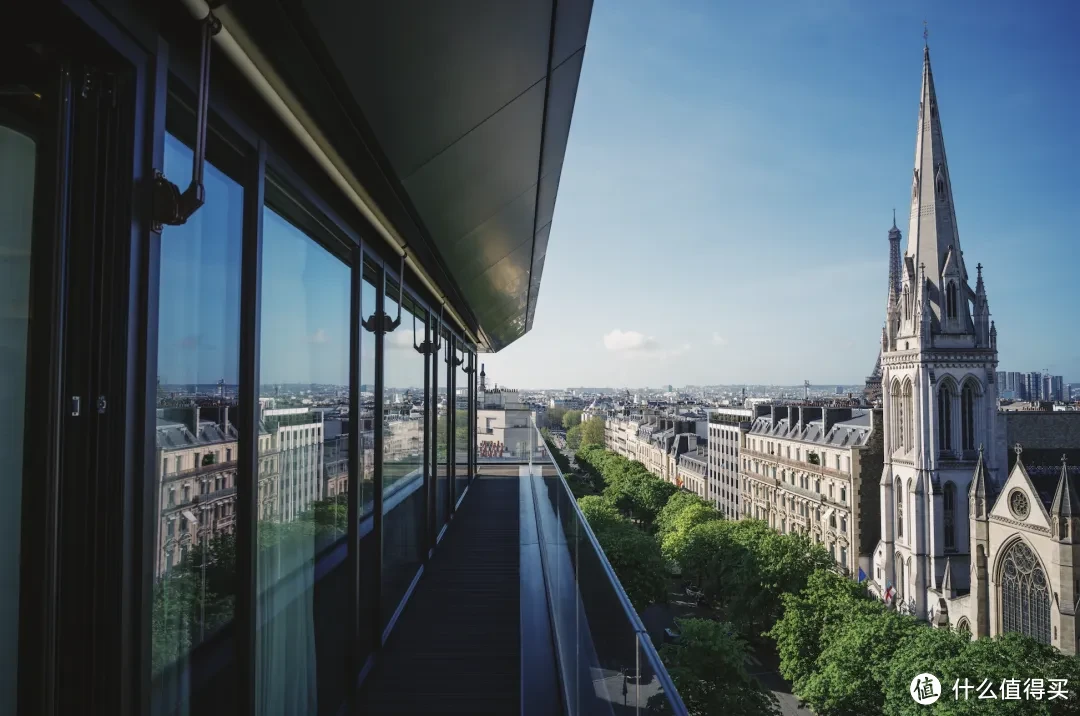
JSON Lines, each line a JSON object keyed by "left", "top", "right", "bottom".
{"left": 566, "top": 423, "right": 583, "bottom": 450}
{"left": 660, "top": 502, "right": 722, "bottom": 566}
{"left": 545, "top": 406, "right": 567, "bottom": 430}
{"left": 577, "top": 495, "right": 625, "bottom": 533}
{"left": 769, "top": 568, "right": 871, "bottom": 693}
{"left": 799, "top": 604, "right": 921, "bottom": 715}
{"left": 656, "top": 491, "right": 714, "bottom": 540}
{"left": 883, "top": 630, "right": 1080, "bottom": 716}
{"left": 562, "top": 409, "right": 582, "bottom": 429}
{"left": 580, "top": 416, "right": 605, "bottom": 446}
{"left": 653, "top": 618, "right": 781, "bottom": 716}
{"left": 582, "top": 509, "right": 668, "bottom": 611}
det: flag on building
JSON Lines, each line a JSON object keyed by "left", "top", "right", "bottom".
{"left": 857, "top": 567, "right": 867, "bottom": 583}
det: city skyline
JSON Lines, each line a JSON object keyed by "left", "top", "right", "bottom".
{"left": 485, "top": 0, "right": 1080, "bottom": 388}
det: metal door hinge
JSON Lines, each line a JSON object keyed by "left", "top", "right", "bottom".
{"left": 71, "top": 396, "right": 81, "bottom": 416}
{"left": 97, "top": 396, "right": 107, "bottom": 414}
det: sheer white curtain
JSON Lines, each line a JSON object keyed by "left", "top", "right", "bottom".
{"left": 256, "top": 526, "right": 318, "bottom": 716}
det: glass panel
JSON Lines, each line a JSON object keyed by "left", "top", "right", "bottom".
{"left": 0, "top": 113, "right": 36, "bottom": 714}
{"left": 527, "top": 417, "right": 688, "bottom": 715}
{"left": 434, "top": 332, "right": 449, "bottom": 529}
{"left": 152, "top": 134, "right": 243, "bottom": 712}
{"left": 255, "top": 206, "right": 350, "bottom": 715}
{"left": 381, "top": 287, "right": 425, "bottom": 625}
{"left": 454, "top": 345, "right": 470, "bottom": 501}
{"left": 359, "top": 276, "right": 376, "bottom": 515}
{"left": 357, "top": 272, "right": 377, "bottom": 663}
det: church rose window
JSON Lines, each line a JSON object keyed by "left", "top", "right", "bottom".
{"left": 1000, "top": 540, "right": 1051, "bottom": 644}
{"left": 1009, "top": 490, "right": 1030, "bottom": 520}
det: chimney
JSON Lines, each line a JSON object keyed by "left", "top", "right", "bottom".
{"left": 800, "top": 406, "right": 823, "bottom": 427}
{"left": 162, "top": 405, "right": 200, "bottom": 435}
{"left": 823, "top": 407, "right": 853, "bottom": 434}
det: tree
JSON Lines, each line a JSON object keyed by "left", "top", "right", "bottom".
{"left": 586, "top": 513, "right": 668, "bottom": 611}
{"left": 883, "top": 630, "right": 1080, "bottom": 716}
{"left": 580, "top": 416, "right": 605, "bottom": 446}
{"left": 545, "top": 406, "right": 567, "bottom": 430}
{"left": 660, "top": 503, "right": 721, "bottom": 566}
{"left": 672, "top": 520, "right": 757, "bottom": 628}
{"left": 577, "top": 495, "right": 625, "bottom": 532}
{"left": 880, "top": 626, "right": 969, "bottom": 716}
{"left": 652, "top": 618, "right": 780, "bottom": 716}
{"left": 566, "top": 424, "right": 583, "bottom": 450}
{"left": 634, "top": 476, "right": 679, "bottom": 530}
{"left": 750, "top": 529, "right": 834, "bottom": 632}
{"left": 799, "top": 604, "right": 921, "bottom": 715}
{"left": 655, "top": 491, "right": 714, "bottom": 540}
{"left": 562, "top": 409, "right": 582, "bottom": 429}
{"left": 769, "top": 569, "right": 871, "bottom": 693}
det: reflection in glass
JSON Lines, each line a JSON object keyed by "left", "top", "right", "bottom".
{"left": 152, "top": 134, "right": 243, "bottom": 712}
{"left": 357, "top": 272, "right": 377, "bottom": 663}
{"left": 359, "top": 277, "right": 376, "bottom": 514}
{"left": 0, "top": 122, "right": 35, "bottom": 713}
{"left": 454, "top": 346, "right": 470, "bottom": 501}
{"left": 255, "top": 207, "right": 350, "bottom": 714}
{"left": 435, "top": 332, "right": 449, "bottom": 528}
{"left": 381, "top": 289, "right": 426, "bottom": 624}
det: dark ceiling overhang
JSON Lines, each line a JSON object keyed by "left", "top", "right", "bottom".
{"left": 226, "top": 0, "right": 593, "bottom": 352}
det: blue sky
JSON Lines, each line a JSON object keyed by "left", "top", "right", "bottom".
{"left": 484, "top": 0, "right": 1080, "bottom": 389}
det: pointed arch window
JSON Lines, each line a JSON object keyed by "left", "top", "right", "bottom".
{"left": 961, "top": 383, "right": 977, "bottom": 451}
{"left": 896, "top": 478, "right": 904, "bottom": 540}
{"left": 894, "top": 552, "right": 905, "bottom": 600}
{"left": 943, "top": 482, "right": 956, "bottom": 551}
{"left": 1000, "top": 541, "right": 1051, "bottom": 644}
{"left": 938, "top": 383, "right": 953, "bottom": 453}
{"left": 946, "top": 282, "right": 958, "bottom": 319}
{"left": 901, "top": 380, "right": 913, "bottom": 453}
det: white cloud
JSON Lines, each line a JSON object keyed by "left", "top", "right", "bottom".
{"left": 387, "top": 329, "right": 417, "bottom": 350}
{"left": 712, "top": 333, "right": 728, "bottom": 346}
{"left": 308, "top": 329, "right": 328, "bottom": 344}
{"left": 604, "top": 329, "right": 659, "bottom": 352}
{"left": 603, "top": 329, "right": 690, "bottom": 361}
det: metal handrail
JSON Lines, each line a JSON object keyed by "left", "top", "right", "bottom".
{"left": 529, "top": 418, "right": 689, "bottom": 715}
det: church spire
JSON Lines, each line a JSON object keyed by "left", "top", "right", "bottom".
{"left": 905, "top": 42, "right": 966, "bottom": 316}
{"left": 1051, "top": 454, "right": 1080, "bottom": 520}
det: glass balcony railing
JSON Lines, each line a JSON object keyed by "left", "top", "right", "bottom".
{"left": 524, "top": 418, "right": 688, "bottom": 716}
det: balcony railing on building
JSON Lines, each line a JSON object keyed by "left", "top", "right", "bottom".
{"left": 522, "top": 418, "right": 688, "bottom": 715}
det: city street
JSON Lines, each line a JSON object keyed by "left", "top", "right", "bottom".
{"left": 744, "top": 641, "right": 808, "bottom": 716}
{"left": 662, "top": 582, "right": 810, "bottom": 715}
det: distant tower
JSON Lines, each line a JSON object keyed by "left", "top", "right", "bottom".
{"left": 864, "top": 212, "right": 904, "bottom": 405}
{"left": 479, "top": 363, "right": 487, "bottom": 392}
{"left": 217, "top": 378, "right": 225, "bottom": 398}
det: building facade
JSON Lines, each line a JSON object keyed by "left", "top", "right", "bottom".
{"left": 741, "top": 404, "right": 883, "bottom": 576}
{"left": 707, "top": 408, "right": 751, "bottom": 518}
{"left": 603, "top": 412, "right": 705, "bottom": 486}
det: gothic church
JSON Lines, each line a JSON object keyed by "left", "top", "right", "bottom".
{"left": 868, "top": 43, "right": 1080, "bottom": 655}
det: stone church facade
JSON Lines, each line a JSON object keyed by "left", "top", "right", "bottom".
{"left": 866, "top": 43, "right": 1080, "bottom": 654}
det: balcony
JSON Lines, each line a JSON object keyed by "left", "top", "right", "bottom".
{"left": 361, "top": 421, "right": 687, "bottom": 714}
{"left": 743, "top": 446, "right": 850, "bottom": 480}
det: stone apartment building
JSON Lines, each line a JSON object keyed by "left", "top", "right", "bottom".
{"left": 155, "top": 404, "right": 279, "bottom": 577}
{"left": 741, "top": 403, "right": 884, "bottom": 577}
{"left": 677, "top": 447, "right": 708, "bottom": 499}
{"left": 603, "top": 412, "right": 705, "bottom": 485}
